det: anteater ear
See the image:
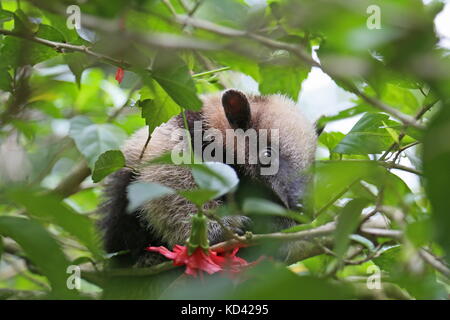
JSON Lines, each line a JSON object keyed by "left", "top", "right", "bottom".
{"left": 222, "top": 89, "right": 251, "bottom": 130}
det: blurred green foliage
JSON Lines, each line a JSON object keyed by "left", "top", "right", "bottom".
{"left": 0, "top": 0, "right": 449, "bottom": 300}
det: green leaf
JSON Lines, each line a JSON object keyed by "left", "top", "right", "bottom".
{"left": 0, "top": 216, "right": 75, "bottom": 296}
{"left": 362, "top": 166, "right": 415, "bottom": 209}
{"left": 0, "top": 68, "right": 12, "bottom": 92}
{"left": 45, "top": 12, "right": 80, "bottom": 43}
{"left": 191, "top": 162, "right": 239, "bottom": 200}
{"left": 259, "top": 55, "right": 310, "bottom": 101}
{"left": 406, "top": 219, "right": 432, "bottom": 248}
{"left": 69, "top": 115, "right": 93, "bottom": 137}
{"left": 151, "top": 52, "right": 202, "bottom": 111}
{"left": 317, "top": 105, "right": 376, "bottom": 128}
{"left": 208, "top": 51, "right": 260, "bottom": 81}
{"left": 92, "top": 150, "right": 126, "bottom": 183}
{"left": 69, "top": 116, "right": 127, "bottom": 169}
{"left": 372, "top": 245, "right": 402, "bottom": 273}
{"left": 7, "top": 189, "right": 103, "bottom": 259}
{"left": 0, "top": 24, "right": 65, "bottom": 68}
{"left": 380, "top": 83, "right": 420, "bottom": 115}
{"left": 333, "top": 113, "right": 398, "bottom": 155}
{"left": 423, "top": 104, "right": 450, "bottom": 263}
{"left": 178, "top": 189, "right": 219, "bottom": 207}
{"left": 195, "top": 0, "right": 249, "bottom": 28}
{"left": 127, "top": 182, "right": 175, "bottom": 213}
{"left": 139, "top": 84, "right": 181, "bottom": 134}
{"left": 309, "top": 161, "right": 377, "bottom": 214}
{"left": 165, "top": 260, "right": 353, "bottom": 299}
{"left": 0, "top": 235, "right": 3, "bottom": 260}
{"left": 233, "top": 261, "right": 353, "bottom": 299}
{"left": 382, "top": 120, "right": 400, "bottom": 144}
{"left": 64, "top": 52, "right": 91, "bottom": 88}
{"left": 319, "top": 131, "right": 345, "bottom": 159}
{"left": 0, "top": 9, "right": 14, "bottom": 23}
{"left": 334, "top": 199, "right": 368, "bottom": 259}
{"left": 139, "top": 80, "right": 181, "bottom": 134}
{"left": 242, "top": 198, "right": 287, "bottom": 216}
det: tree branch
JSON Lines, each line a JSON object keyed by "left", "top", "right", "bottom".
{"left": 318, "top": 159, "right": 423, "bottom": 176}
{"left": 80, "top": 223, "right": 405, "bottom": 283}
{"left": 0, "top": 29, "right": 128, "bottom": 68}
{"left": 419, "top": 248, "right": 450, "bottom": 278}
{"left": 210, "top": 222, "right": 337, "bottom": 252}
{"left": 166, "top": 11, "right": 424, "bottom": 129}
{"left": 25, "top": 0, "right": 425, "bottom": 129}
{"left": 344, "top": 84, "right": 424, "bottom": 130}
{"left": 360, "top": 227, "right": 402, "bottom": 240}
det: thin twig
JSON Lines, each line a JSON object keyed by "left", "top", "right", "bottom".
{"left": 392, "top": 141, "right": 420, "bottom": 163}
{"left": 379, "top": 100, "right": 438, "bottom": 161}
{"left": 419, "top": 248, "right": 450, "bottom": 278}
{"left": 318, "top": 160, "right": 422, "bottom": 176}
{"left": 360, "top": 227, "right": 402, "bottom": 240}
{"left": 192, "top": 66, "right": 231, "bottom": 78}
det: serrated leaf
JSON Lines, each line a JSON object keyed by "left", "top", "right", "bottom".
{"left": 152, "top": 52, "right": 202, "bottom": 111}
{"left": 139, "top": 86, "right": 181, "bottom": 134}
{"left": 92, "top": 150, "right": 125, "bottom": 183}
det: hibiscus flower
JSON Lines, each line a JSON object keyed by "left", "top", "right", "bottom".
{"left": 146, "top": 245, "right": 251, "bottom": 277}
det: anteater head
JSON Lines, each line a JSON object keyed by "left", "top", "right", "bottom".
{"left": 199, "top": 89, "right": 317, "bottom": 210}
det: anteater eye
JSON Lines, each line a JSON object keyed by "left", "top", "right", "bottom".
{"left": 259, "top": 148, "right": 273, "bottom": 167}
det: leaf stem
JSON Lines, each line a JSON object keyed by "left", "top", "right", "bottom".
{"left": 192, "top": 66, "right": 231, "bottom": 78}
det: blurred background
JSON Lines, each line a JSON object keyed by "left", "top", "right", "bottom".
{"left": 0, "top": 0, "right": 449, "bottom": 299}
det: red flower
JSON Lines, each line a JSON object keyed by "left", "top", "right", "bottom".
{"left": 146, "top": 244, "right": 253, "bottom": 277}
{"left": 115, "top": 67, "right": 125, "bottom": 84}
